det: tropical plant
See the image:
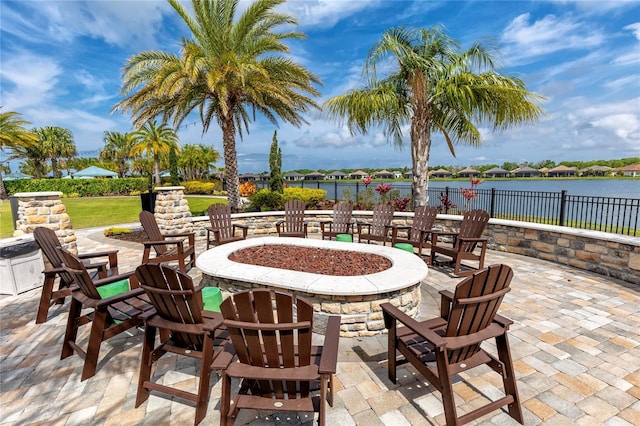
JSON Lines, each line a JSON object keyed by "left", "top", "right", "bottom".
{"left": 178, "top": 143, "right": 219, "bottom": 181}
{"left": 113, "top": 0, "right": 321, "bottom": 212}
{"left": 269, "top": 130, "right": 284, "bottom": 194}
{"left": 100, "top": 131, "right": 135, "bottom": 177}
{"left": 35, "top": 126, "right": 77, "bottom": 178}
{"left": 0, "top": 109, "right": 39, "bottom": 199}
{"left": 325, "top": 25, "right": 545, "bottom": 206}
{"left": 130, "top": 121, "right": 178, "bottom": 184}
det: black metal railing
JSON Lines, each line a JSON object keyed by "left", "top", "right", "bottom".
{"left": 254, "top": 181, "right": 639, "bottom": 236}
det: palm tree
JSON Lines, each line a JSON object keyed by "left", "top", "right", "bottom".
{"left": 36, "top": 126, "right": 77, "bottom": 178}
{"left": 325, "top": 26, "right": 545, "bottom": 206}
{"left": 100, "top": 131, "right": 135, "bottom": 178}
{"left": 178, "top": 143, "right": 220, "bottom": 181}
{"left": 0, "top": 109, "right": 38, "bottom": 199}
{"left": 113, "top": 0, "right": 321, "bottom": 211}
{"left": 130, "top": 121, "right": 178, "bottom": 184}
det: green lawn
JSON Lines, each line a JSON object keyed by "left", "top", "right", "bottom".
{"left": 0, "top": 196, "right": 225, "bottom": 239}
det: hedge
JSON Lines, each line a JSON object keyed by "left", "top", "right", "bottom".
{"left": 4, "top": 178, "right": 149, "bottom": 197}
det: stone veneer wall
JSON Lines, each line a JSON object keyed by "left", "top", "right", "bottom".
{"left": 12, "top": 191, "right": 77, "bottom": 254}
{"left": 190, "top": 210, "right": 640, "bottom": 284}
{"left": 201, "top": 274, "right": 421, "bottom": 337}
{"left": 153, "top": 186, "right": 193, "bottom": 235}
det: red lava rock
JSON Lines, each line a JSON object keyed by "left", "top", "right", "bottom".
{"left": 228, "top": 244, "right": 392, "bottom": 276}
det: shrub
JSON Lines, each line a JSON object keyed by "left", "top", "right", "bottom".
{"left": 246, "top": 189, "right": 284, "bottom": 212}
{"left": 4, "top": 177, "right": 148, "bottom": 197}
{"left": 282, "top": 187, "right": 326, "bottom": 208}
{"left": 239, "top": 181, "right": 257, "bottom": 197}
{"left": 103, "top": 227, "right": 132, "bottom": 236}
{"left": 182, "top": 180, "right": 215, "bottom": 194}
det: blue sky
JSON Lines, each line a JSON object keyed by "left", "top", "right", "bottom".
{"left": 1, "top": 0, "right": 639, "bottom": 174}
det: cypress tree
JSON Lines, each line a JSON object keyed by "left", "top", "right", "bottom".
{"left": 269, "top": 130, "right": 284, "bottom": 193}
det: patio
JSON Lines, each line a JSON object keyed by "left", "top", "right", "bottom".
{"left": 1, "top": 226, "right": 639, "bottom": 425}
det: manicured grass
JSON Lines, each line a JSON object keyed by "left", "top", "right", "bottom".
{"left": 0, "top": 196, "right": 226, "bottom": 239}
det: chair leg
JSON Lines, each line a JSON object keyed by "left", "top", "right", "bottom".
{"left": 387, "top": 321, "right": 397, "bottom": 383}
{"left": 61, "top": 298, "right": 82, "bottom": 359}
{"left": 220, "top": 371, "right": 232, "bottom": 426}
{"left": 435, "top": 351, "right": 459, "bottom": 426}
{"left": 81, "top": 309, "right": 108, "bottom": 381}
{"left": 195, "top": 334, "right": 215, "bottom": 425}
{"left": 496, "top": 333, "right": 524, "bottom": 424}
{"left": 36, "top": 275, "right": 56, "bottom": 324}
{"left": 136, "top": 324, "right": 157, "bottom": 407}
{"left": 319, "top": 377, "right": 327, "bottom": 426}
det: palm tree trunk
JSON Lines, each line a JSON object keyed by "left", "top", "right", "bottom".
{"left": 153, "top": 154, "right": 161, "bottom": 185}
{"left": 222, "top": 118, "right": 241, "bottom": 212}
{"left": 0, "top": 174, "right": 7, "bottom": 200}
{"left": 51, "top": 158, "right": 59, "bottom": 178}
{"left": 411, "top": 114, "right": 431, "bottom": 207}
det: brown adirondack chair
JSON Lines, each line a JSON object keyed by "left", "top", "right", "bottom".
{"left": 275, "top": 199, "right": 308, "bottom": 238}
{"left": 429, "top": 209, "right": 490, "bottom": 276}
{"left": 139, "top": 211, "right": 196, "bottom": 272}
{"left": 382, "top": 264, "right": 523, "bottom": 425}
{"left": 357, "top": 203, "right": 394, "bottom": 245}
{"left": 135, "top": 264, "right": 230, "bottom": 425}
{"left": 59, "top": 248, "right": 154, "bottom": 381}
{"left": 33, "top": 226, "right": 119, "bottom": 324}
{"left": 206, "top": 203, "right": 248, "bottom": 249}
{"left": 218, "top": 289, "right": 341, "bottom": 426}
{"left": 391, "top": 205, "right": 438, "bottom": 257}
{"left": 320, "top": 201, "right": 353, "bottom": 240}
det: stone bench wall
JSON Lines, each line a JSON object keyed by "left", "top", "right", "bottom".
{"left": 191, "top": 210, "right": 640, "bottom": 285}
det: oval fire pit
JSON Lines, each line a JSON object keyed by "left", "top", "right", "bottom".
{"left": 198, "top": 237, "right": 428, "bottom": 337}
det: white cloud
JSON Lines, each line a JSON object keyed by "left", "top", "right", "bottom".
{"left": 278, "top": 0, "right": 378, "bottom": 28}
{"left": 501, "top": 13, "right": 604, "bottom": 65}
{"left": 624, "top": 22, "right": 640, "bottom": 40}
{"left": 0, "top": 53, "right": 63, "bottom": 110}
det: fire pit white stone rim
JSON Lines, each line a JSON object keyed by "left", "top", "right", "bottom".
{"left": 197, "top": 236, "right": 428, "bottom": 296}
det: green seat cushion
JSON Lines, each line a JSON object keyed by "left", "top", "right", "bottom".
{"left": 202, "top": 287, "right": 222, "bottom": 312}
{"left": 97, "top": 279, "right": 130, "bottom": 299}
{"left": 336, "top": 234, "right": 352, "bottom": 242}
{"left": 394, "top": 243, "right": 414, "bottom": 253}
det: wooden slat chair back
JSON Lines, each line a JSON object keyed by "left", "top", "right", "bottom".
{"left": 135, "top": 264, "right": 229, "bottom": 425}
{"left": 33, "top": 226, "right": 118, "bottom": 323}
{"left": 320, "top": 201, "right": 353, "bottom": 240}
{"left": 382, "top": 264, "right": 523, "bottom": 425}
{"left": 391, "top": 205, "right": 438, "bottom": 256}
{"left": 139, "top": 211, "right": 196, "bottom": 272}
{"left": 429, "top": 209, "right": 490, "bottom": 276}
{"left": 276, "top": 199, "right": 308, "bottom": 238}
{"left": 206, "top": 203, "right": 248, "bottom": 249}
{"left": 219, "top": 289, "right": 341, "bottom": 426}
{"left": 58, "top": 248, "right": 153, "bottom": 381}
{"left": 357, "top": 203, "right": 394, "bottom": 244}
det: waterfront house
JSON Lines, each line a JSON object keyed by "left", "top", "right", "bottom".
{"left": 483, "top": 167, "right": 510, "bottom": 178}
{"left": 350, "top": 170, "right": 368, "bottom": 179}
{"left": 512, "top": 166, "right": 542, "bottom": 178}
{"left": 457, "top": 167, "right": 481, "bottom": 178}
{"left": 373, "top": 170, "right": 395, "bottom": 179}
{"left": 304, "top": 171, "right": 325, "bottom": 181}
{"left": 284, "top": 172, "right": 305, "bottom": 181}
{"left": 404, "top": 171, "right": 413, "bottom": 179}
{"left": 615, "top": 163, "right": 640, "bottom": 177}
{"left": 238, "top": 173, "right": 261, "bottom": 182}
{"left": 547, "top": 165, "right": 577, "bottom": 177}
{"left": 326, "top": 171, "right": 348, "bottom": 180}
{"left": 580, "top": 165, "right": 612, "bottom": 176}
{"left": 429, "top": 168, "right": 453, "bottom": 178}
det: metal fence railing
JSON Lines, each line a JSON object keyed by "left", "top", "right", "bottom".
{"left": 255, "top": 181, "right": 639, "bottom": 236}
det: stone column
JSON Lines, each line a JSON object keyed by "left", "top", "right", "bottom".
{"left": 13, "top": 191, "right": 77, "bottom": 253}
{"left": 154, "top": 186, "right": 193, "bottom": 235}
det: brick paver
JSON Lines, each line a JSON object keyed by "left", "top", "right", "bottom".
{"left": 1, "top": 226, "right": 639, "bottom": 425}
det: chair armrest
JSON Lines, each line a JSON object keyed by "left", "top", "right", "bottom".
{"left": 357, "top": 223, "right": 372, "bottom": 233}
{"left": 232, "top": 223, "right": 249, "bottom": 230}
{"left": 439, "top": 290, "right": 454, "bottom": 318}
{"left": 381, "top": 303, "right": 447, "bottom": 348}
{"left": 162, "top": 231, "right": 194, "bottom": 238}
{"left": 95, "top": 286, "right": 145, "bottom": 307}
{"left": 457, "top": 237, "right": 487, "bottom": 243}
{"left": 93, "top": 271, "right": 136, "bottom": 288}
{"left": 212, "top": 342, "right": 236, "bottom": 370}
{"left": 143, "top": 239, "right": 184, "bottom": 247}
{"left": 318, "top": 315, "right": 341, "bottom": 375}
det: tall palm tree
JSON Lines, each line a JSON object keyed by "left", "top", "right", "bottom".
{"left": 36, "top": 126, "right": 77, "bottom": 178}
{"left": 325, "top": 26, "right": 545, "bottom": 206}
{"left": 0, "top": 109, "right": 38, "bottom": 199}
{"left": 113, "top": 0, "right": 321, "bottom": 211}
{"left": 100, "top": 131, "right": 135, "bottom": 177}
{"left": 130, "top": 121, "right": 178, "bottom": 184}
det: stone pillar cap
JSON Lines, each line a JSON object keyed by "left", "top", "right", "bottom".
{"left": 155, "top": 186, "right": 185, "bottom": 191}
{"left": 13, "top": 191, "right": 63, "bottom": 197}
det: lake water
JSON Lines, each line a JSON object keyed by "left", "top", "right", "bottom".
{"left": 284, "top": 179, "right": 640, "bottom": 200}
